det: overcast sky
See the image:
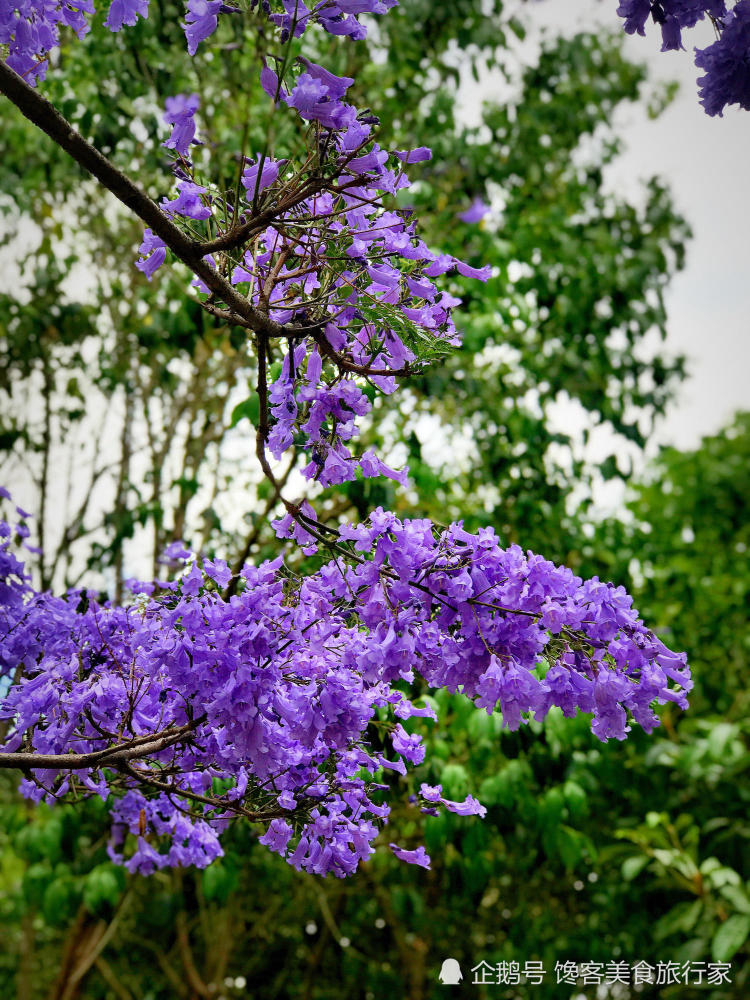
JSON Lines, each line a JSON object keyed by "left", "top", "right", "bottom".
{"left": 465, "top": 0, "right": 749, "bottom": 455}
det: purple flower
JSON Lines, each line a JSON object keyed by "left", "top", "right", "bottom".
{"left": 335, "top": 0, "right": 395, "bottom": 12}
{"left": 347, "top": 147, "right": 388, "bottom": 176}
{"left": 163, "top": 93, "right": 200, "bottom": 156}
{"left": 105, "top": 0, "right": 150, "bottom": 31}
{"left": 180, "top": 560, "right": 204, "bottom": 597}
{"left": 319, "top": 447, "right": 358, "bottom": 486}
{"left": 476, "top": 657, "right": 545, "bottom": 728}
{"left": 161, "top": 540, "right": 191, "bottom": 562}
{"left": 420, "top": 783, "right": 442, "bottom": 803}
{"left": 458, "top": 197, "right": 490, "bottom": 224}
{"left": 203, "top": 558, "right": 232, "bottom": 588}
{"left": 241, "top": 156, "right": 281, "bottom": 195}
{"left": 297, "top": 58, "right": 354, "bottom": 99}
{"left": 391, "top": 723, "right": 425, "bottom": 764}
{"left": 455, "top": 260, "right": 492, "bottom": 282}
{"left": 161, "top": 180, "right": 211, "bottom": 221}
{"left": 616, "top": 0, "right": 653, "bottom": 35}
{"left": 135, "top": 229, "right": 167, "bottom": 280}
{"left": 270, "top": 0, "right": 313, "bottom": 38}
{"left": 660, "top": 13, "right": 683, "bottom": 50}
{"left": 442, "top": 795, "right": 487, "bottom": 818}
{"left": 125, "top": 836, "right": 167, "bottom": 874}
{"left": 286, "top": 73, "right": 357, "bottom": 131}
{"left": 390, "top": 844, "right": 431, "bottom": 868}
{"left": 260, "top": 62, "right": 287, "bottom": 102}
{"left": 418, "top": 783, "right": 486, "bottom": 817}
{"left": 393, "top": 146, "right": 432, "bottom": 163}
{"left": 183, "top": 0, "right": 222, "bottom": 56}
{"left": 259, "top": 819, "right": 294, "bottom": 855}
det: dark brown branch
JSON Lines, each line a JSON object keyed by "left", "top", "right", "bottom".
{"left": 254, "top": 332, "right": 290, "bottom": 501}
{"left": 93, "top": 956, "right": 134, "bottom": 1000}
{"left": 117, "top": 761, "right": 258, "bottom": 818}
{"left": 200, "top": 177, "right": 328, "bottom": 255}
{"left": 196, "top": 300, "right": 252, "bottom": 329}
{"left": 0, "top": 59, "right": 298, "bottom": 341}
{"left": 126, "top": 936, "right": 188, "bottom": 999}
{"left": 226, "top": 451, "right": 298, "bottom": 598}
{"left": 0, "top": 718, "right": 203, "bottom": 771}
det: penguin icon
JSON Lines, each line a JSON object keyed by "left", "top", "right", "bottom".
{"left": 438, "top": 958, "right": 463, "bottom": 985}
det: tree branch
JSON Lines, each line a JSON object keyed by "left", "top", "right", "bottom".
{"left": 0, "top": 59, "right": 305, "bottom": 341}
{"left": 225, "top": 451, "right": 299, "bottom": 598}
{"left": 0, "top": 719, "right": 203, "bottom": 771}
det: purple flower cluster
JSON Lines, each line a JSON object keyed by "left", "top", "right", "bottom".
{"left": 3, "top": 0, "right": 748, "bottom": 117}
{"left": 183, "top": 0, "right": 221, "bottom": 56}
{"left": 135, "top": 227, "right": 166, "bottom": 280}
{"left": 617, "top": 1, "right": 750, "bottom": 114}
{"left": 160, "top": 178, "right": 211, "bottom": 220}
{"left": 268, "top": 0, "right": 398, "bottom": 42}
{"left": 617, "top": 0, "right": 727, "bottom": 49}
{"left": 162, "top": 92, "right": 200, "bottom": 156}
{"left": 0, "top": 489, "right": 34, "bottom": 625}
{"left": 696, "top": 1, "right": 750, "bottom": 113}
{"left": 458, "top": 197, "right": 490, "bottom": 224}
{"left": 144, "top": 53, "right": 490, "bottom": 492}
{"left": 1, "top": 498, "right": 691, "bottom": 876}
{"left": 0, "top": 0, "right": 94, "bottom": 83}
{"left": 333, "top": 514, "right": 692, "bottom": 740}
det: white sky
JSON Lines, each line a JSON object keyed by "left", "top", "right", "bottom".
{"left": 466, "top": 0, "right": 750, "bottom": 454}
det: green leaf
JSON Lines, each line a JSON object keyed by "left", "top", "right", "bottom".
{"left": 621, "top": 855, "right": 650, "bottom": 882}
{"left": 202, "top": 862, "right": 237, "bottom": 903}
{"left": 16, "top": 816, "right": 64, "bottom": 865}
{"left": 708, "top": 722, "right": 737, "bottom": 760}
{"left": 554, "top": 825, "right": 583, "bottom": 870}
{"left": 712, "top": 914, "right": 750, "bottom": 963}
{"left": 440, "top": 763, "right": 469, "bottom": 800}
{"left": 562, "top": 781, "right": 588, "bottom": 821}
{"left": 22, "top": 862, "right": 54, "bottom": 908}
{"left": 43, "top": 876, "right": 79, "bottom": 925}
{"left": 706, "top": 865, "right": 741, "bottom": 889}
{"left": 83, "top": 864, "right": 126, "bottom": 913}
{"left": 230, "top": 395, "right": 260, "bottom": 429}
{"left": 467, "top": 709, "right": 494, "bottom": 743}
{"left": 718, "top": 884, "right": 750, "bottom": 915}
{"left": 654, "top": 900, "right": 703, "bottom": 941}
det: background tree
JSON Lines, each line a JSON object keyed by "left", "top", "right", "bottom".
{"left": 0, "top": 3, "right": 688, "bottom": 587}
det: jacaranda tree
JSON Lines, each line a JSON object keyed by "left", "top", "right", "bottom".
{"left": 1, "top": 0, "right": 744, "bottom": 883}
